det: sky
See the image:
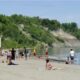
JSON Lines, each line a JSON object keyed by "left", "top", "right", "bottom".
{"left": 0, "top": 0, "right": 80, "bottom": 27}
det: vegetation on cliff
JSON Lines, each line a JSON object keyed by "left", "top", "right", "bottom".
{"left": 0, "top": 14, "right": 80, "bottom": 48}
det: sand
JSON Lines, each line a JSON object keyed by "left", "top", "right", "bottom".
{"left": 0, "top": 57, "right": 80, "bottom": 80}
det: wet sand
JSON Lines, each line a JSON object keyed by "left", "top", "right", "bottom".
{"left": 0, "top": 57, "right": 80, "bottom": 80}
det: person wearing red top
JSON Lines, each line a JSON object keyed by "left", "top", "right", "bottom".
{"left": 45, "top": 46, "right": 48, "bottom": 58}
{"left": 33, "top": 49, "right": 36, "bottom": 56}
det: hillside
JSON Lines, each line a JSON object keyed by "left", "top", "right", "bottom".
{"left": 51, "top": 29, "right": 80, "bottom": 47}
{"left": 0, "top": 14, "right": 80, "bottom": 48}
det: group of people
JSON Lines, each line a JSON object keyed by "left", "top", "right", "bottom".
{"left": 1, "top": 46, "right": 49, "bottom": 66}
{"left": 2, "top": 48, "right": 16, "bottom": 65}
{"left": 1, "top": 47, "right": 76, "bottom": 70}
{"left": 45, "top": 48, "right": 75, "bottom": 70}
{"left": 1, "top": 47, "right": 32, "bottom": 65}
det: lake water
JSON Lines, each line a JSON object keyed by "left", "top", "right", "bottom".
{"left": 48, "top": 47, "right": 80, "bottom": 65}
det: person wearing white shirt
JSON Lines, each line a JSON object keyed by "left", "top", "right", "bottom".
{"left": 70, "top": 49, "right": 75, "bottom": 64}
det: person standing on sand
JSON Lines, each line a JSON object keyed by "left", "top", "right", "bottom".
{"left": 27, "top": 49, "right": 31, "bottom": 58}
{"left": 45, "top": 46, "right": 48, "bottom": 58}
{"left": 19, "top": 48, "right": 24, "bottom": 59}
{"left": 24, "top": 47, "right": 28, "bottom": 60}
{"left": 69, "top": 49, "right": 75, "bottom": 64}
{"left": 33, "top": 48, "right": 36, "bottom": 56}
{"left": 15, "top": 48, "right": 19, "bottom": 59}
{"left": 11, "top": 48, "right": 16, "bottom": 60}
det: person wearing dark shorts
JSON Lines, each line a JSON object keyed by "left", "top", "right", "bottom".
{"left": 70, "top": 56, "right": 74, "bottom": 61}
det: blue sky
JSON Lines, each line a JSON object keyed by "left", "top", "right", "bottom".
{"left": 0, "top": 0, "right": 80, "bottom": 26}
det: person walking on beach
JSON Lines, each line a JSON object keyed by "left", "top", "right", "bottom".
{"left": 15, "top": 48, "right": 19, "bottom": 59}
{"left": 19, "top": 48, "right": 24, "bottom": 59}
{"left": 69, "top": 49, "right": 75, "bottom": 64}
{"left": 27, "top": 49, "right": 31, "bottom": 58}
{"left": 24, "top": 47, "right": 28, "bottom": 60}
{"left": 11, "top": 48, "right": 16, "bottom": 60}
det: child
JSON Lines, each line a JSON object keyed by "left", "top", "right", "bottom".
{"left": 65, "top": 56, "right": 69, "bottom": 64}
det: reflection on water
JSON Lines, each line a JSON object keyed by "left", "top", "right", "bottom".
{"left": 48, "top": 47, "right": 80, "bottom": 65}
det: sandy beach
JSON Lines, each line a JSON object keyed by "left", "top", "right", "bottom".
{"left": 0, "top": 57, "right": 80, "bottom": 80}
